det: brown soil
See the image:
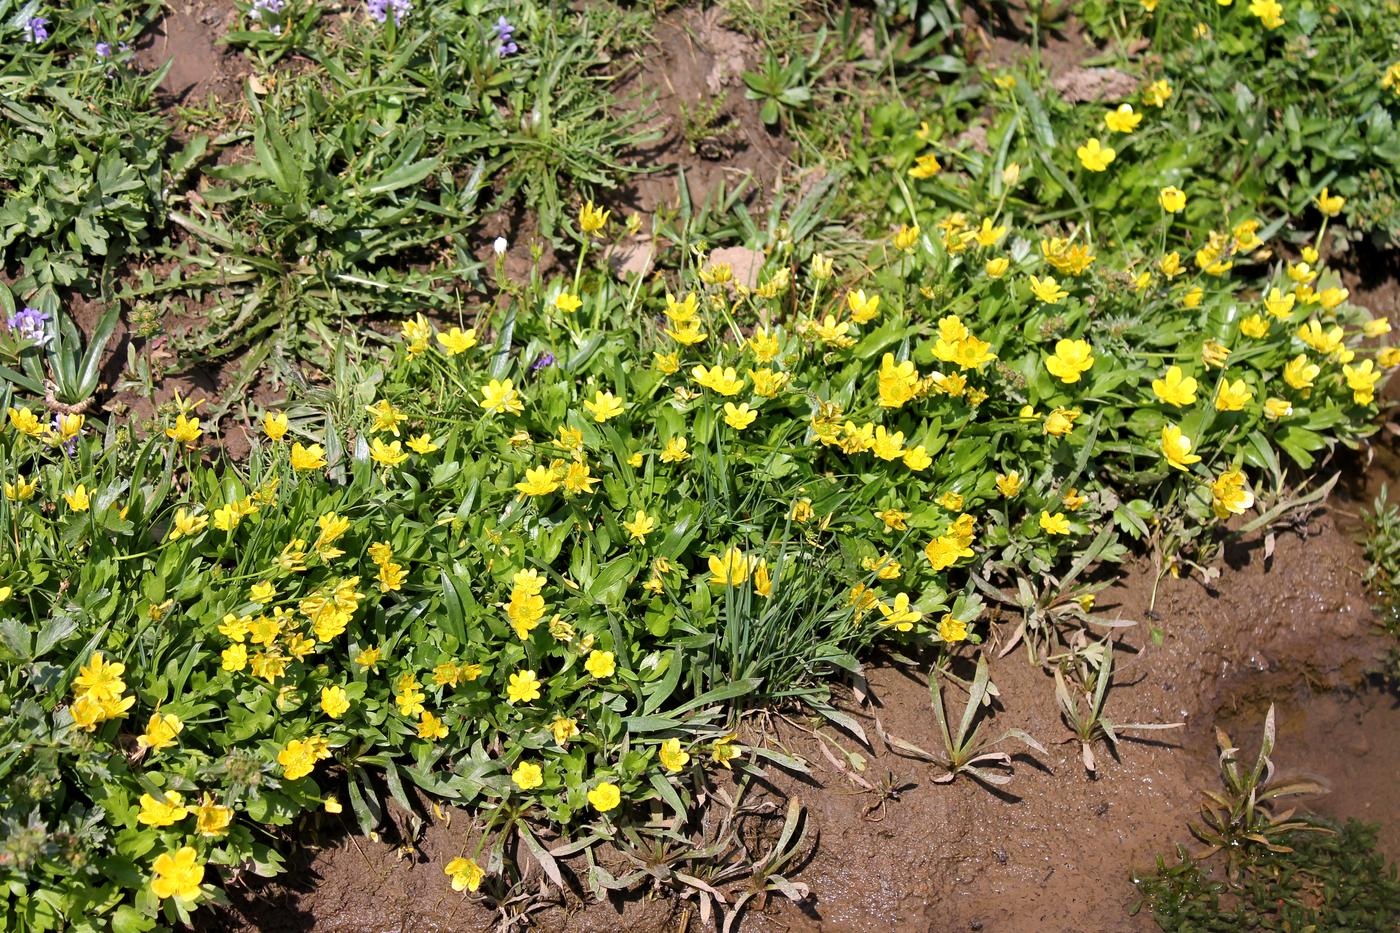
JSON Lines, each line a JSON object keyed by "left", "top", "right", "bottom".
{"left": 135, "top": 0, "right": 252, "bottom": 114}
{"left": 607, "top": 7, "right": 794, "bottom": 221}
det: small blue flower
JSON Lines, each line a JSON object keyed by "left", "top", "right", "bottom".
{"left": 95, "top": 41, "right": 112, "bottom": 58}
{"left": 7, "top": 307, "right": 51, "bottom": 346}
{"left": 494, "top": 16, "right": 518, "bottom": 56}
{"left": 24, "top": 15, "right": 50, "bottom": 44}
{"left": 367, "top": 0, "right": 410, "bottom": 25}
{"left": 531, "top": 352, "right": 556, "bottom": 373}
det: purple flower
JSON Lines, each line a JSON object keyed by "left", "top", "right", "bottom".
{"left": 95, "top": 41, "right": 112, "bottom": 58}
{"left": 531, "top": 352, "right": 556, "bottom": 373}
{"left": 250, "top": 0, "right": 285, "bottom": 17}
{"left": 24, "top": 16, "right": 49, "bottom": 44}
{"left": 367, "top": 0, "right": 410, "bottom": 25}
{"left": 7, "top": 307, "right": 51, "bottom": 346}
{"left": 494, "top": 16, "right": 518, "bottom": 56}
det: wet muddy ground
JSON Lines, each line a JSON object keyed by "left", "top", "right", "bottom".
{"left": 76, "top": 1, "right": 1400, "bottom": 930}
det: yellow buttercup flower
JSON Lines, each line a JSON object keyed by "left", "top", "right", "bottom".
{"left": 584, "top": 649, "right": 616, "bottom": 679}
{"left": 1283, "top": 354, "right": 1320, "bottom": 390}
{"left": 1030, "top": 274, "right": 1069, "bottom": 305}
{"left": 583, "top": 390, "right": 625, "bottom": 423}
{"left": 1214, "top": 378, "right": 1253, "bottom": 412}
{"left": 445, "top": 857, "right": 484, "bottom": 892}
{"left": 723, "top": 402, "right": 758, "bottom": 430}
{"left": 480, "top": 379, "right": 524, "bottom": 415}
{"left": 708, "top": 546, "right": 750, "bottom": 586}
{"left": 1045, "top": 338, "right": 1094, "bottom": 383}
{"left": 1104, "top": 104, "right": 1142, "bottom": 133}
{"left": 1151, "top": 366, "right": 1197, "bottom": 407}
{"left": 588, "top": 781, "right": 622, "bottom": 812}
{"left": 1315, "top": 187, "right": 1345, "bottom": 217}
{"left": 290, "top": 443, "right": 327, "bottom": 471}
{"left": 579, "top": 199, "right": 610, "bottom": 236}
{"left": 64, "top": 484, "right": 91, "bottom": 512}
{"left": 659, "top": 738, "right": 690, "bottom": 773}
{"left": 1160, "top": 425, "right": 1201, "bottom": 471}
{"left": 512, "top": 760, "right": 544, "bottom": 790}
{"left": 1075, "top": 137, "right": 1116, "bottom": 172}
{"left": 1039, "top": 511, "right": 1071, "bottom": 535}
{"left": 150, "top": 847, "right": 204, "bottom": 901}
{"left": 506, "top": 670, "right": 542, "bottom": 705}
{"left": 1210, "top": 468, "right": 1255, "bottom": 519}
{"left": 1158, "top": 186, "right": 1186, "bottom": 213}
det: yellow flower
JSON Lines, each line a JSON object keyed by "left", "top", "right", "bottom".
{"left": 436, "top": 326, "right": 478, "bottom": 355}
{"left": 1039, "top": 511, "right": 1071, "bottom": 535}
{"left": 622, "top": 509, "right": 656, "bottom": 543}
{"left": 290, "top": 443, "right": 327, "bottom": 471}
{"left": 1200, "top": 340, "right": 1230, "bottom": 368}
{"left": 1158, "top": 186, "right": 1186, "bottom": 213}
{"left": 64, "top": 484, "right": 91, "bottom": 512}
{"left": 923, "top": 534, "right": 971, "bottom": 570}
{"left": 579, "top": 199, "right": 610, "bottom": 236}
{"left": 321, "top": 685, "right": 350, "bottom": 719}
{"left": 1214, "top": 378, "right": 1253, "bottom": 412}
{"left": 847, "top": 289, "right": 881, "bottom": 323}
{"left": 506, "top": 670, "right": 542, "bottom": 704}
{"left": 1045, "top": 338, "right": 1094, "bottom": 383}
{"left": 1210, "top": 468, "right": 1255, "bottom": 519}
{"left": 1143, "top": 79, "right": 1173, "bottom": 108}
{"left": 711, "top": 735, "right": 741, "bottom": 769}
{"left": 1315, "top": 187, "right": 1345, "bottom": 217}
{"left": 480, "top": 379, "right": 524, "bottom": 415}
{"left": 1063, "top": 488, "right": 1088, "bottom": 510}
{"left": 692, "top": 364, "right": 745, "bottom": 396}
{"left": 996, "top": 471, "right": 1022, "bottom": 497}
{"left": 165, "top": 413, "right": 202, "bottom": 448}
{"left": 660, "top": 436, "right": 690, "bottom": 463}
{"left": 549, "top": 716, "right": 580, "bottom": 745}
{"left": 138, "top": 791, "right": 189, "bottom": 827}
{"left": 587, "top": 781, "right": 622, "bottom": 812}
{"left": 401, "top": 313, "right": 432, "bottom": 353}
{"left": 137, "top": 712, "right": 184, "bottom": 753}
{"left": 752, "top": 560, "right": 773, "bottom": 597}
{"left": 369, "top": 438, "right": 408, "bottom": 467}
{"left": 1104, "top": 104, "right": 1142, "bottom": 133}
{"left": 511, "top": 760, "right": 544, "bottom": 790}
{"left": 708, "top": 546, "right": 750, "bottom": 586}
{"left": 7, "top": 406, "right": 44, "bottom": 437}
{"left": 1029, "top": 274, "right": 1069, "bottom": 305}
{"left": 355, "top": 646, "right": 381, "bottom": 669}
{"left": 554, "top": 292, "right": 583, "bottom": 314}
{"left": 583, "top": 390, "right": 625, "bottom": 423}
{"left": 418, "top": 711, "right": 449, "bottom": 741}
{"left": 515, "top": 466, "right": 559, "bottom": 497}
{"left": 893, "top": 224, "right": 919, "bottom": 252}
{"left": 1343, "top": 360, "right": 1381, "bottom": 405}
{"left": 277, "top": 739, "right": 327, "bottom": 781}
{"left": 1044, "top": 407, "right": 1080, "bottom": 436}
{"left": 1264, "top": 397, "right": 1294, "bottom": 419}
{"left": 1160, "top": 424, "right": 1201, "bottom": 471}
{"left": 585, "top": 649, "right": 616, "bottom": 679}
{"left": 1075, "top": 137, "right": 1116, "bottom": 172}
{"left": 1151, "top": 366, "right": 1197, "bottom": 407}
{"left": 1183, "top": 286, "right": 1205, "bottom": 309}
{"left": 1248, "top": 0, "right": 1284, "bottom": 28}
{"left": 195, "top": 798, "right": 233, "bottom": 838}
{"left": 938, "top": 614, "right": 969, "bottom": 643}
{"left": 985, "top": 256, "right": 1010, "bottom": 278}
{"left": 3, "top": 473, "right": 37, "bottom": 501}
{"left": 747, "top": 329, "right": 782, "bottom": 362}
{"left": 445, "top": 857, "right": 484, "bottom": 892}
{"left": 1240, "top": 314, "right": 1270, "bottom": 339}
{"left": 1283, "top": 354, "right": 1320, "bottom": 390}
{"left": 406, "top": 433, "right": 439, "bottom": 454}
{"left": 151, "top": 846, "right": 204, "bottom": 901}
{"left": 659, "top": 738, "right": 691, "bottom": 773}
{"left": 167, "top": 508, "right": 208, "bottom": 541}
{"left": 365, "top": 399, "right": 406, "bottom": 436}
{"left": 877, "top": 592, "right": 922, "bottom": 632}
{"left": 723, "top": 402, "right": 758, "bottom": 430}
{"left": 975, "top": 217, "right": 1007, "bottom": 247}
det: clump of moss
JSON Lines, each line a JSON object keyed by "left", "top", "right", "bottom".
{"left": 1133, "top": 819, "right": 1400, "bottom": 932}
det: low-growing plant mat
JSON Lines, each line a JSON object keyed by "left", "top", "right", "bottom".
{"left": 194, "top": 507, "right": 1399, "bottom": 932}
